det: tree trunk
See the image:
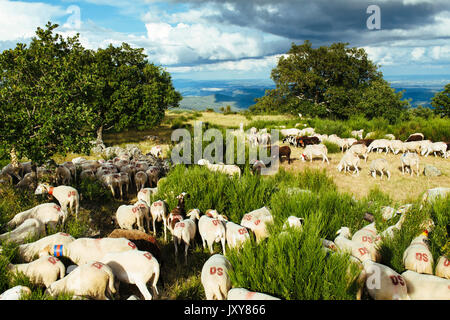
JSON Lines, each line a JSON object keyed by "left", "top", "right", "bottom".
{"left": 96, "top": 125, "right": 103, "bottom": 144}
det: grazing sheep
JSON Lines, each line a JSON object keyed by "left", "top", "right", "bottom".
{"left": 8, "top": 255, "right": 66, "bottom": 288}
{"left": 45, "top": 261, "right": 116, "bottom": 300}
{"left": 435, "top": 256, "right": 450, "bottom": 279}
{"left": 300, "top": 144, "right": 329, "bottom": 163}
{"left": 61, "top": 161, "right": 76, "bottom": 182}
{"left": 41, "top": 237, "right": 138, "bottom": 265}
{"left": 100, "top": 250, "right": 160, "bottom": 300}
{"left": 7, "top": 203, "right": 67, "bottom": 229}
{"left": 337, "top": 150, "right": 360, "bottom": 175}
{"left": 422, "top": 142, "right": 448, "bottom": 158}
{"left": 403, "top": 232, "right": 434, "bottom": 275}
{"left": 201, "top": 254, "right": 232, "bottom": 300}
{"left": 227, "top": 288, "right": 281, "bottom": 300}
{"left": 0, "top": 286, "right": 32, "bottom": 300}
{"left": 107, "top": 229, "right": 161, "bottom": 262}
{"left": 198, "top": 215, "right": 227, "bottom": 255}
{"left": 115, "top": 202, "right": 150, "bottom": 233}
{"left": 389, "top": 140, "right": 405, "bottom": 155}
{"left": 367, "top": 139, "right": 390, "bottom": 154}
{"left": 198, "top": 159, "right": 241, "bottom": 178}
{"left": 150, "top": 200, "right": 169, "bottom": 241}
{"left": 351, "top": 223, "right": 380, "bottom": 262}
{"left": 34, "top": 183, "right": 80, "bottom": 219}
{"left": 134, "top": 171, "right": 148, "bottom": 191}
{"left": 401, "top": 152, "right": 420, "bottom": 176}
{"left": 295, "top": 136, "right": 320, "bottom": 148}
{"left": 369, "top": 158, "right": 391, "bottom": 180}
{"left": 137, "top": 187, "right": 158, "bottom": 207}
{"left": 348, "top": 143, "right": 369, "bottom": 162}
{"left": 240, "top": 207, "right": 274, "bottom": 243}
{"left": 379, "top": 211, "right": 408, "bottom": 241}
{"left": 80, "top": 169, "right": 96, "bottom": 180}
{"left": 225, "top": 221, "right": 250, "bottom": 250}
{"left": 17, "top": 232, "right": 75, "bottom": 263}
{"left": 385, "top": 134, "right": 395, "bottom": 140}
{"left": 0, "top": 218, "right": 46, "bottom": 244}
{"left": 402, "top": 141, "right": 422, "bottom": 154}
{"left": 401, "top": 270, "right": 450, "bottom": 300}
{"left": 351, "top": 130, "right": 364, "bottom": 140}
{"left": 16, "top": 172, "right": 37, "bottom": 190}
{"left": 360, "top": 260, "right": 410, "bottom": 300}
{"left": 55, "top": 165, "right": 72, "bottom": 185}
{"left": 352, "top": 139, "right": 375, "bottom": 147}
{"left": 173, "top": 209, "right": 201, "bottom": 264}
{"left": 150, "top": 145, "right": 163, "bottom": 158}
{"left": 146, "top": 166, "right": 162, "bottom": 188}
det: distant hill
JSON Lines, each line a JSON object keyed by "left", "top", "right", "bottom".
{"left": 174, "top": 76, "right": 449, "bottom": 111}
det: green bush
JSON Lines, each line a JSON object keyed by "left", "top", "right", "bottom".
{"left": 323, "top": 141, "right": 341, "bottom": 154}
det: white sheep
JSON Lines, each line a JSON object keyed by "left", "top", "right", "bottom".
{"left": 150, "top": 200, "right": 169, "bottom": 241}
{"left": 45, "top": 261, "right": 116, "bottom": 300}
{"left": 360, "top": 260, "right": 410, "bottom": 300}
{"left": 380, "top": 206, "right": 395, "bottom": 221}
{"left": 378, "top": 210, "right": 408, "bottom": 241}
{"left": 369, "top": 158, "right": 391, "bottom": 180}
{"left": 137, "top": 187, "right": 158, "bottom": 207}
{"left": 0, "top": 218, "right": 46, "bottom": 244}
{"left": 351, "top": 223, "right": 380, "bottom": 261}
{"left": 100, "top": 250, "right": 160, "bottom": 300}
{"left": 34, "top": 183, "right": 80, "bottom": 219}
{"left": 41, "top": 237, "right": 138, "bottom": 265}
{"left": 402, "top": 232, "right": 434, "bottom": 275}
{"left": 8, "top": 255, "right": 65, "bottom": 288}
{"left": 402, "top": 141, "right": 421, "bottom": 154}
{"left": 389, "top": 140, "right": 405, "bottom": 154}
{"left": 351, "top": 129, "right": 364, "bottom": 140}
{"left": 201, "top": 254, "right": 232, "bottom": 300}
{"left": 337, "top": 150, "right": 360, "bottom": 175}
{"left": 227, "top": 288, "right": 281, "bottom": 300}
{"left": 435, "top": 256, "right": 450, "bottom": 279}
{"left": 17, "top": 232, "right": 75, "bottom": 262}
{"left": 115, "top": 202, "right": 150, "bottom": 233}
{"left": 173, "top": 209, "right": 201, "bottom": 264}
{"left": 334, "top": 227, "right": 372, "bottom": 262}
{"left": 300, "top": 144, "right": 329, "bottom": 163}
{"left": 348, "top": 143, "right": 368, "bottom": 162}
{"left": 401, "top": 152, "right": 420, "bottom": 176}
{"left": 367, "top": 139, "right": 390, "bottom": 154}
{"left": 225, "top": 221, "right": 250, "bottom": 250}
{"left": 7, "top": 202, "right": 67, "bottom": 229}
{"left": 240, "top": 207, "right": 274, "bottom": 243}
{"left": 198, "top": 215, "right": 227, "bottom": 255}
{"left": 0, "top": 286, "right": 32, "bottom": 300}
{"left": 401, "top": 270, "right": 450, "bottom": 300}
{"left": 134, "top": 171, "right": 148, "bottom": 191}
{"left": 150, "top": 145, "right": 163, "bottom": 158}
{"left": 282, "top": 216, "right": 304, "bottom": 231}
{"left": 423, "top": 142, "right": 448, "bottom": 158}
{"left": 198, "top": 159, "right": 241, "bottom": 178}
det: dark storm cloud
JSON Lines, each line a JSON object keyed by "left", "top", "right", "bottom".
{"left": 164, "top": 0, "right": 450, "bottom": 46}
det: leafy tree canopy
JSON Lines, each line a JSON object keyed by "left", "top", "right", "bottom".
{"left": 431, "top": 83, "right": 450, "bottom": 118}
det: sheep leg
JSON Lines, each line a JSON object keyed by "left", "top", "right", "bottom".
{"left": 184, "top": 241, "right": 189, "bottom": 265}
{"left": 221, "top": 237, "right": 226, "bottom": 255}
{"left": 135, "top": 280, "right": 152, "bottom": 300}
{"left": 380, "top": 170, "right": 383, "bottom": 180}
{"left": 152, "top": 218, "right": 157, "bottom": 236}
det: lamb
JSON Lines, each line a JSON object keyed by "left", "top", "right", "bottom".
{"left": 0, "top": 218, "right": 46, "bottom": 244}
{"left": 115, "top": 202, "right": 151, "bottom": 233}
{"left": 45, "top": 261, "right": 116, "bottom": 300}
{"left": 7, "top": 203, "right": 67, "bottom": 229}
{"left": 198, "top": 215, "right": 227, "bottom": 255}
{"left": 34, "top": 183, "right": 80, "bottom": 219}
{"left": 369, "top": 158, "right": 391, "bottom": 180}
{"left": 348, "top": 143, "right": 369, "bottom": 162}
{"left": 150, "top": 200, "right": 169, "bottom": 241}
{"left": 8, "top": 255, "right": 66, "bottom": 288}
{"left": 402, "top": 232, "right": 434, "bottom": 275}
{"left": 401, "top": 270, "right": 450, "bottom": 300}
{"left": 240, "top": 207, "right": 274, "bottom": 243}
{"left": 41, "top": 237, "right": 138, "bottom": 265}
{"left": 201, "top": 254, "right": 232, "bottom": 300}
{"left": 227, "top": 288, "right": 280, "bottom": 300}
{"left": 401, "top": 152, "right": 420, "bottom": 176}
{"left": 360, "top": 260, "right": 410, "bottom": 300}
{"left": 16, "top": 232, "right": 75, "bottom": 262}
{"left": 225, "top": 221, "right": 250, "bottom": 250}
{"left": 0, "top": 286, "right": 32, "bottom": 300}
{"left": 100, "top": 250, "right": 160, "bottom": 300}
{"left": 337, "top": 150, "right": 360, "bottom": 175}
{"left": 300, "top": 144, "right": 329, "bottom": 163}
{"left": 271, "top": 145, "right": 292, "bottom": 164}
{"left": 173, "top": 209, "right": 201, "bottom": 264}
{"left": 198, "top": 159, "right": 241, "bottom": 178}
{"left": 367, "top": 139, "right": 390, "bottom": 154}
{"left": 435, "top": 256, "right": 450, "bottom": 279}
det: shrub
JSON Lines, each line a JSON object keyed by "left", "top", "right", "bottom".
{"left": 323, "top": 141, "right": 340, "bottom": 154}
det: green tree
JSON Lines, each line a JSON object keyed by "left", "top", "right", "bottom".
{"left": 0, "top": 22, "right": 97, "bottom": 166}
{"left": 251, "top": 41, "right": 408, "bottom": 122}
{"left": 90, "top": 43, "right": 181, "bottom": 141}
{"left": 431, "top": 83, "right": 450, "bottom": 117}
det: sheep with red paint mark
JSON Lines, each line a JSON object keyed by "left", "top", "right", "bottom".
{"left": 201, "top": 254, "right": 232, "bottom": 300}
{"left": 7, "top": 202, "right": 67, "bottom": 229}
{"left": 198, "top": 214, "right": 227, "bottom": 255}
{"left": 225, "top": 221, "right": 250, "bottom": 250}
{"left": 227, "top": 288, "right": 281, "bottom": 300}
{"left": 173, "top": 209, "right": 201, "bottom": 265}
{"left": 401, "top": 270, "right": 450, "bottom": 300}
{"left": 115, "top": 201, "right": 151, "bottom": 233}
{"left": 34, "top": 183, "right": 80, "bottom": 219}
{"left": 17, "top": 232, "right": 75, "bottom": 262}
{"left": 403, "top": 232, "right": 434, "bottom": 275}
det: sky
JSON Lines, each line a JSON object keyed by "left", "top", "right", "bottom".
{"left": 0, "top": 0, "right": 449, "bottom": 81}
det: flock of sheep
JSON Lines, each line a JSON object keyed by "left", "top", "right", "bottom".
{"left": 0, "top": 124, "right": 449, "bottom": 301}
